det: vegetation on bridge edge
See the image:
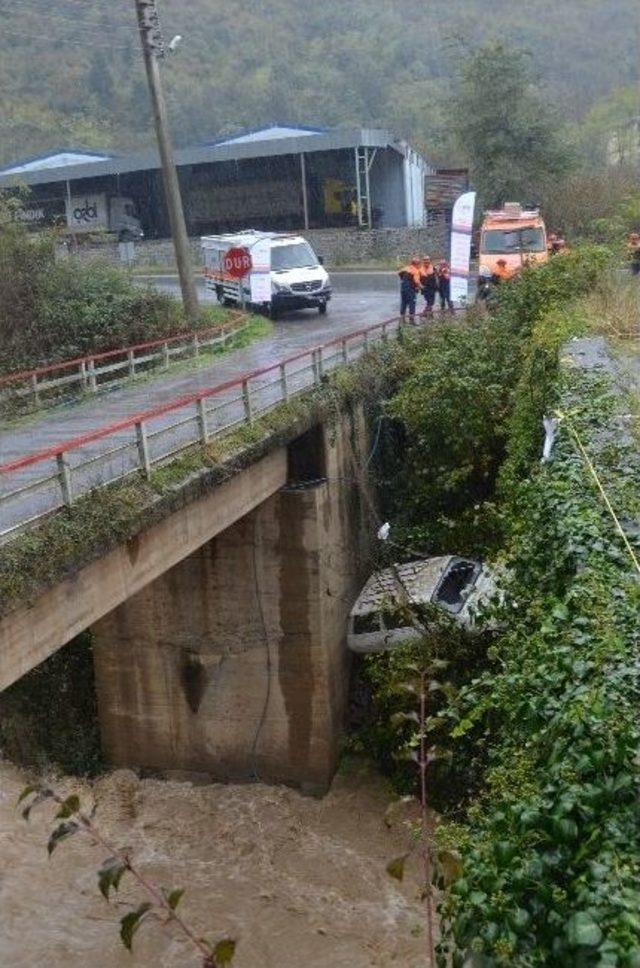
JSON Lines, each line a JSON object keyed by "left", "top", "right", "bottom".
{"left": 0, "top": 216, "right": 252, "bottom": 377}
{"left": 0, "top": 325, "right": 415, "bottom": 620}
{"left": 350, "top": 247, "right": 639, "bottom": 965}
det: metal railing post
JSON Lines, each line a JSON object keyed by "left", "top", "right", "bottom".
{"left": 317, "top": 346, "right": 324, "bottom": 380}
{"left": 192, "top": 333, "right": 199, "bottom": 357}
{"left": 56, "top": 452, "right": 73, "bottom": 507}
{"left": 127, "top": 350, "right": 135, "bottom": 377}
{"left": 197, "top": 397, "right": 209, "bottom": 443}
{"left": 381, "top": 321, "right": 388, "bottom": 342}
{"left": 135, "top": 421, "right": 151, "bottom": 478}
{"left": 242, "top": 378, "right": 253, "bottom": 424}
{"left": 31, "top": 373, "right": 41, "bottom": 407}
{"left": 311, "top": 349, "right": 319, "bottom": 384}
{"left": 341, "top": 338, "right": 349, "bottom": 364}
{"left": 163, "top": 341, "right": 170, "bottom": 369}
{"left": 87, "top": 359, "right": 97, "bottom": 392}
{"left": 279, "top": 362, "right": 289, "bottom": 402}
{"left": 80, "top": 360, "right": 88, "bottom": 390}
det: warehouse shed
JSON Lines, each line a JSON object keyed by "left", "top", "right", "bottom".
{"left": 0, "top": 125, "right": 432, "bottom": 238}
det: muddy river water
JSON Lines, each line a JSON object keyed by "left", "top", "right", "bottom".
{"left": 0, "top": 760, "right": 427, "bottom": 967}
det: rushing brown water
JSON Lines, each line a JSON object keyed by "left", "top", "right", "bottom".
{"left": 0, "top": 760, "right": 427, "bottom": 967}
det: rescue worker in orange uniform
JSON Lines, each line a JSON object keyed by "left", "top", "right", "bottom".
{"left": 491, "top": 258, "right": 516, "bottom": 285}
{"left": 419, "top": 255, "right": 438, "bottom": 316}
{"left": 398, "top": 257, "right": 422, "bottom": 322}
{"left": 627, "top": 232, "right": 640, "bottom": 276}
{"left": 437, "top": 260, "right": 455, "bottom": 313}
{"left": 548, "top": 231, "right": 569, "bottom": 256}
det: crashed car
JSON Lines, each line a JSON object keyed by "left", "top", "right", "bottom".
{"left": 347, "top": 556, "right": 496, "bottom": 654}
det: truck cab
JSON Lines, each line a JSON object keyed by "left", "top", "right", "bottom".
{"left": 479, "top": 203, "right": 548, "bottom": 277}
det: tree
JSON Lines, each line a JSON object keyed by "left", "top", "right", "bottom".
{"left": 573, "top": 85, "right": 640, "bottom": 167}
{"left": 453, "top": 42, "right": 575, "bottom": 208}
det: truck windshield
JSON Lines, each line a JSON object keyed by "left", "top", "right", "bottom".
{"left": 272, "top": 243, "right": 318, "bottom": 270}
{"left": 482, "top": 227, "right": 545, "bottom": 254}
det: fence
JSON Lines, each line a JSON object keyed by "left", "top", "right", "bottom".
{"left": 0, "top": 315, "right": 247, "bottom": 413}
{"left": 0, "top": 315, "right": 403, "bottom": 545}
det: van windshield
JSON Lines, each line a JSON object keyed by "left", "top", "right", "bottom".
{"left": 482, "top": 227, "right": 545, "bottom": 254}
{"left": 272, "top": 243, "right": 318, "bottom": 271}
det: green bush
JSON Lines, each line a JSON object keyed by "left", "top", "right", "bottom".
{"left": 0, "top": 223, "right": 184, "bottom": 373}
{"left": 382, "top": 247, "right": 611, "bottom": 554}
{"left": 437, "top": 370, "right": 640, "bottom": 967}
{"left": 362, "top": 245, "right": 638, "bottom": 964}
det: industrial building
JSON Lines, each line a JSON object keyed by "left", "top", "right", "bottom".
{"left": 0, "top": 125, "right": 431, "bottom": 238}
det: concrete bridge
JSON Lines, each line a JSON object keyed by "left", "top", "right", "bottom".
{"left": 0, "top": 398, "right": 375, "bottom": 794}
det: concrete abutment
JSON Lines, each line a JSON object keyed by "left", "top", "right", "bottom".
{"left": 92, "top": 410, "right": 370, "bottom": 794}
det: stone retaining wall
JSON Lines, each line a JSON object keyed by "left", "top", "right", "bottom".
{"left": 63, "top": 223, "right": 450, "bottom": 270}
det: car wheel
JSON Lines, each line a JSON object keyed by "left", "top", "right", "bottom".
{"left": 318, "top": 303, "right": 328, "bottom": 315}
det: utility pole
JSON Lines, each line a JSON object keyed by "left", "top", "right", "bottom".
{"left": 134, "top": 0, "right": 199, "bottom": 322}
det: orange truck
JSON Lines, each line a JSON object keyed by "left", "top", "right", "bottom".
{"left": 479, "top": 203, "right": 548, "bottom": 276}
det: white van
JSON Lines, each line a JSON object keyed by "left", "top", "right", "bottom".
{"left": 347, "top": 557, "right": 497, "bottom": 654}
{"left": 202, "top": 230, "right": 332, "bottom": 318}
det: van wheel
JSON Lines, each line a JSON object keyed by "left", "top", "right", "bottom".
{"left": 269, "top": 305, "right": 279, "bottom": 320}
{"left": 215, "top": 286, "right": 224, "bottom": 303}
{"left": 318, "top": 303, "right": 328, "bottom": 315}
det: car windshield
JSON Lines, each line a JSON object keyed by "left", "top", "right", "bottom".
{"left": 272, "top": 243, "right": 318, "bottom": 270}
{"left": 481, "top": 227, "right": 545, "bottom": 254}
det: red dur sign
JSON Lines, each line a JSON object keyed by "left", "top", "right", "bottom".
{"left": 223, "top": 247, "right": 252, "bottom": 278}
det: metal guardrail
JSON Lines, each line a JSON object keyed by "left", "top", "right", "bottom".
{"left": 0, "top": 316, "right": 247, "bottom": 411}
{"left": 0, "top": 315, "right": 402, "bottom": 545}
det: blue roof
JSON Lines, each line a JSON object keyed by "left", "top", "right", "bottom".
{"left": 202, "top": 124, "right": 328, "bottom": 148}
{"left": 0, "top": 147, "right": 117, "bottom": 177}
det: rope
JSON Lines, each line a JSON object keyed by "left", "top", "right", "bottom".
{"left": 555, "top": 409, "right": 640, "bottom": 576}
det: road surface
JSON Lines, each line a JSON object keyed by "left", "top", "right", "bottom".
{"left": 0, "top": 272, "right": 405, "bottom": 539}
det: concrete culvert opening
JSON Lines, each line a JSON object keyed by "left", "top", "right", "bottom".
{"left": 287, "top": 425, "right": 326, "bottom": 483}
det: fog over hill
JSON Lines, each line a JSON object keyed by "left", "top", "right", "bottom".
{"left": 0, "top": 0, "right": 638, "bottom": 166}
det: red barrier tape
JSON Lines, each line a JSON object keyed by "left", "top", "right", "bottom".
{"left": 0, "top": 316, "right": 399, "bottom": 476}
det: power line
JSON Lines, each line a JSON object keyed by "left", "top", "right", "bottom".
{"left": 0, "top": 2, "right": 134, "bottom": 32}
{"left": 2, "top": 26, "right": 137, "bottom": 52}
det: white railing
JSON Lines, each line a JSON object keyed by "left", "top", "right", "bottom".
{"left": 0, "top": 316, "right": 247, "bottom": 412}
{"left": 0, "top": 316, "right": 403, "bottom": 545}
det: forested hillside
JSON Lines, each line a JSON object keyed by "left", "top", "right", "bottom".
{"left": 1, "top": 0, "right": 638, "bottom": 167}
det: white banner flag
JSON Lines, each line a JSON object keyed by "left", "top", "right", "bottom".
{"left": 249, "top": 237, "right": 272, "bottom": 304}
{"left": 450, "top": 191, "right": 476, "bottom": 306}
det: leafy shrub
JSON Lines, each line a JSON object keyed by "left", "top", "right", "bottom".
{"left": 351, "top": 610, "right": 491, "bottom": 810}
{"left": 0, "top": 223, "right": 185, "bottom": 373}
{"left": 382, "top": 247, "right": 611, "bottom": 553}
{"left": 364, "top": 246, "right": 638, "bottom": 964}
{"left": 437, "top": 370, "right": 640, "bottom": 966}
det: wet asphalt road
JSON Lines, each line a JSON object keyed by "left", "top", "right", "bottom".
{"left": 0, "top": 272, "right": 405, "bottom": 538}
{"left": 145, "top": 269, "right": 399, "bottom": 321}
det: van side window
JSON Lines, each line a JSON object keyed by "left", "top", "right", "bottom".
{"left": 381, "top": 607, "right": 407, "bottom": 631}
{"left": 353, "top": 613, "right": 381, "bottom": 635}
